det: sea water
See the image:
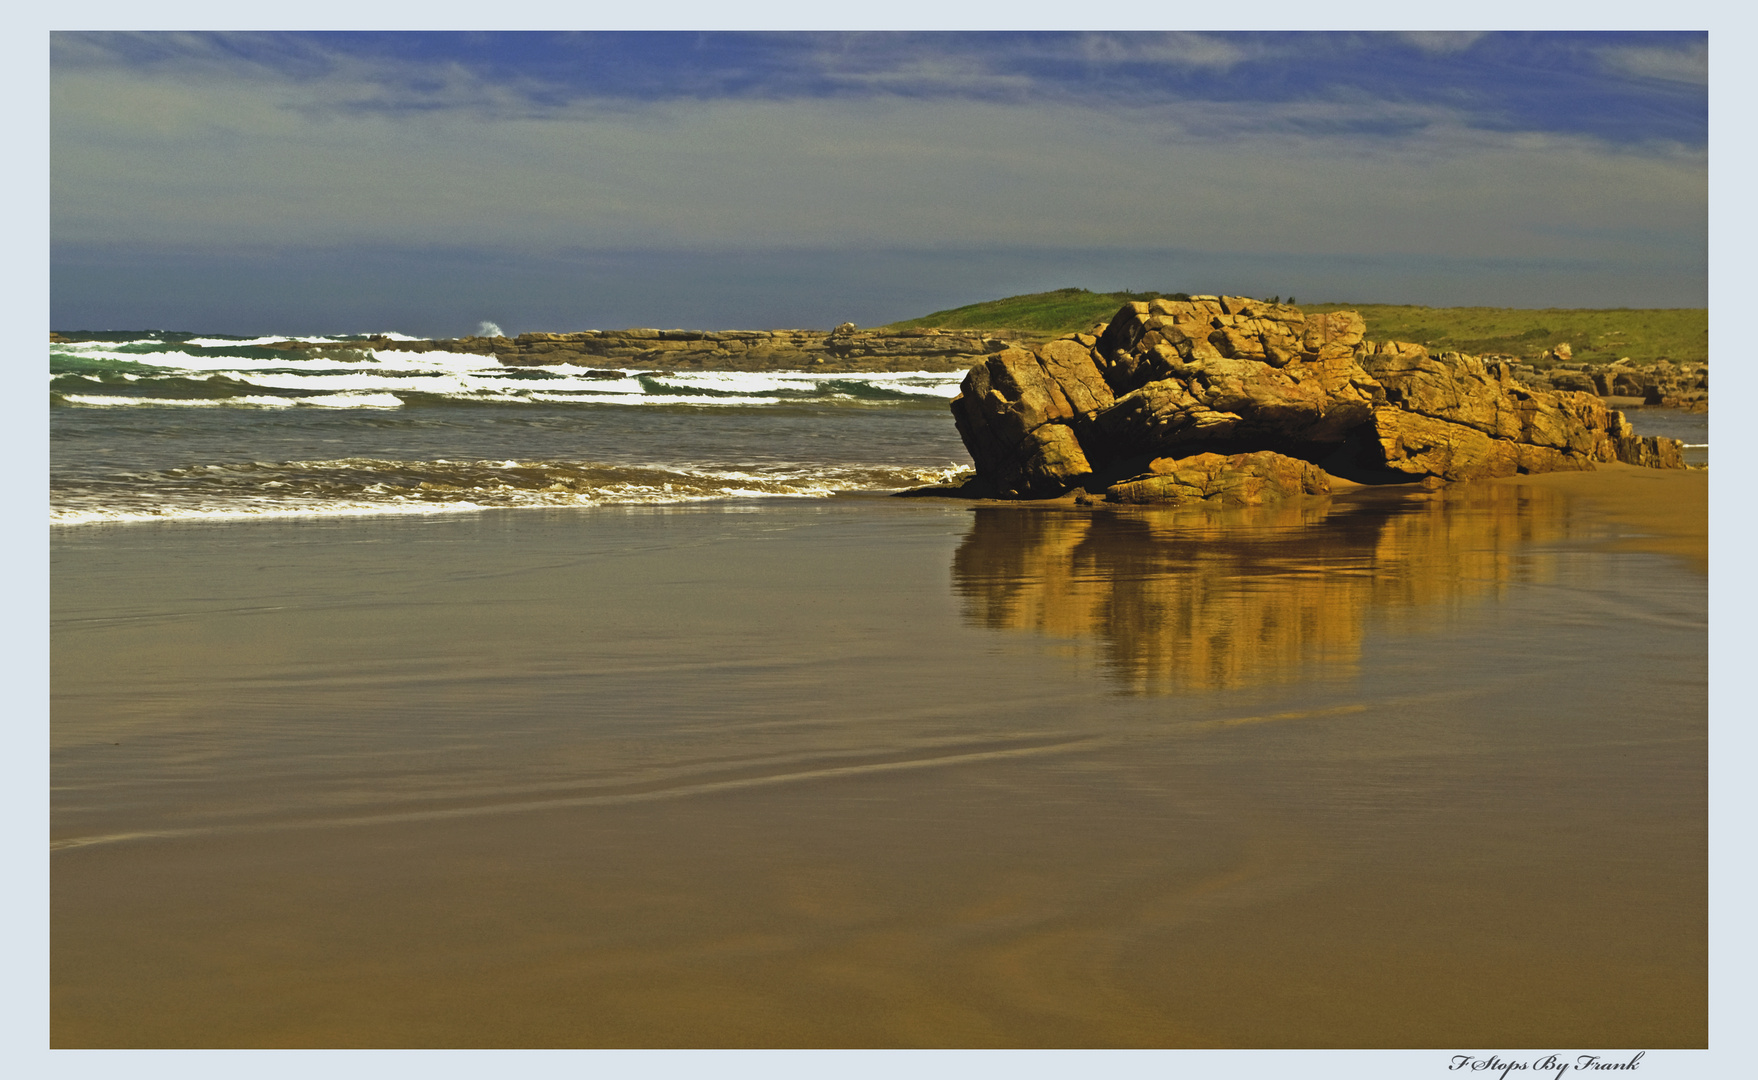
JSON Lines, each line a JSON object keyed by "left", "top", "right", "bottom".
{"left": 51, "top": 332, "right": 972, "bottom": 524}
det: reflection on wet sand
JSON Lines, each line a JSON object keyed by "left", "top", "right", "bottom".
{"left": 953, "top": 483, "right": 1574, "bottom": 693}
{"left": 51, "top": 491, "right": 1704, "bottom": 1047}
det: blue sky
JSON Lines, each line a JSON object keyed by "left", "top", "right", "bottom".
{"left": 51, "top": 31, "right": 1709, "bottom": 335}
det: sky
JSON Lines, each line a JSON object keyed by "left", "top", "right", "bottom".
{"left": 50, "top": 30, "right": 1709, "bottom": 336}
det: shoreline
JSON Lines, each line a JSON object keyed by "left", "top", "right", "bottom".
{"left": 51, "top": 454, "right": 1708, "bottom": 546}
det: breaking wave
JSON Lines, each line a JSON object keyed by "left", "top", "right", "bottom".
{"left": 52, "top": 456, "right": 974, "bottom": 525}
{"left": 50, "top": 335, "right": 965, "bottom": 411}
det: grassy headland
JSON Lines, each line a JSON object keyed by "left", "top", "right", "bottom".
{"left": 1300, "top": 303, "right": 1706, "bottom": 366}
{"left": 881, "top": 288, "right": 1184, "bottom": 337}
{"left": 881, "top": 289, "right": 1706, "bottom": 366}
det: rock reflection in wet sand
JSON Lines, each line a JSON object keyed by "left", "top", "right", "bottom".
{"left": 953, "top": 484, "right": 1573, "bottom": 693}
{"left": 51, "top": 488, "right": 1702, "bottom": 1047}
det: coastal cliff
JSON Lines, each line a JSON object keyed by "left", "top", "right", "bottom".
{"left": 948, "top": 296, "right": 1689, "bottom": 502}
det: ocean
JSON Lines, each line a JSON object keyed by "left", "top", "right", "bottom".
{"left": 50, "top": 332, "right": 975, "bottom": 524}
{"left": 50, "top": 331, "right": 1708, "bottom": 1047}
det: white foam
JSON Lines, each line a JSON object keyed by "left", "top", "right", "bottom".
{"left": 50, "top": 345, "right": 172, "bottom": 362}
{"left": 52, "top": 486, "right": 778, "bottom": 526}
{"left": 54, "top": 335, "right": 968, "bottom": 411}
{"left": 58, "top": 394, "right": 288, "bottom": 408}
{"left": 210, "top": 370, "right": 516, "bottom": 397}
{"left": 643, "top": 370, "right": 965, "bottom": 398}
{"left": 56, "top": 392, "right": 406, "bottom": 409}
{"left": 522, "top": 391, "right": 787, "bottom": 407}
{"left": 296, "top": 392, "right": 406, "bottom": 408}
{"left": 52, "top": 500, "right": 498, "bottom": 526}
{"left": 175, "top": 332, "right": 424, "bottom": 346}
{"left": 181, "top": 335, "right": 353, "bottom": 348}
{"left": 56, "top": 339, "right": 962, "bottom": 388}
{"left": 51, "top": 459, "right": 976, "bottom": 526}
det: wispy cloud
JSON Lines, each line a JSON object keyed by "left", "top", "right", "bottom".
{"left": 1396, "top": 32, "right": 1490, "bottom": 56}
{"left": 1071, "top": 32, "right": 1257, "bottom": 70}
{"left": 1598, "top": 40, "right": 1709, "bottom": 85}
{"left": 50, "top": 30, "right": 1707, "bottom": 325}
{"left": 51, "top": 74, "right": 1705, "bottom": 259}
{"left": 53, "top": 31, "right": 1708, "bottom": 146}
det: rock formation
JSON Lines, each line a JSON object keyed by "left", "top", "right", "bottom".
{"left": 323, "top": 328, "right": 1008, "bottom": 373}
{"left": 948, "top": 296, "right": 1687, "bottom": 501}
{"left": 1106, "top": 451, "right": 1332, "bottom": 506}
{"left": 1517, "top": 358, "right": 1708, "bottom": 411}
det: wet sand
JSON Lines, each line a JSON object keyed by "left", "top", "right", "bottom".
{"left": 1507, "top": 462, "right": 1709, "bottom": 573}
{"left": 51, "top": 469, "right": 1706, "bottom": 1047}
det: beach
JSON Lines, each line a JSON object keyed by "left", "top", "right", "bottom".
{"left": 51, "top": 465, "right": 1706, "bottom": 1047}
{"left": 47, "top": 29, "right": 1715, "bottom": 1055}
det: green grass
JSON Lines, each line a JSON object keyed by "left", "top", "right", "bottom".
{"left": 1270, "top": 303, "right": 1703, "bottom": 366}
{"left": 882, "top": 290, "right": 1707, "bottom": 366}
{"left": 880, "top": 288, "right": 1187, "bottom": 337}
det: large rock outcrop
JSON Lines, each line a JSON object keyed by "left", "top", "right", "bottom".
{"left": 949, "top": 297, "right": 1687, "bottom": 500}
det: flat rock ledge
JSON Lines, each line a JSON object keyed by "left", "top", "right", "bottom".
{"left": 1106, "top": 451, "right": 1331, "bottom": 506}
{"left": 1503, "top": 358, "right": 1706, "bottom": 411}
{"left": 239, "top": 326, "right": 1010, "bottom": 373}
{"left": 950, "top": 297, "right": 1688, "bottom": 502}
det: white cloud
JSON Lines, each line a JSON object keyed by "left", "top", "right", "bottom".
{"left": 1396, "top": 32, "right": 1488, "bottom": 56}
{"left": 51, "top": 38, "right": 1705, "bottom": 275}
{"left": 1072, "top": 32, "right": 1256, "bottom": 70}
{"left": 1598, "top": 41, "right": 1708, "bottom": 85}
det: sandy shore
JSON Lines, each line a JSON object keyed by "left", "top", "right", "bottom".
{"left": 52, "top": 470, "right": 1705, "bottom": 1047}
{"left": 1502, "top": 462, "right": 1708, "bottom": 574}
